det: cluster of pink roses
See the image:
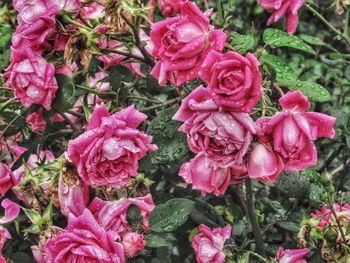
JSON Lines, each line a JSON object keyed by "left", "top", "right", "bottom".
{"left": 33, "top": 195, "right": 155, "bottom": 262}
{"left": 4, "top": 0, "right": 82, "bottom": 109}
{"left": 148, "top": 1, "right": 335, "bottom": 196}
{"left": 22, "top": 104, "right": 158, "bottom": 261}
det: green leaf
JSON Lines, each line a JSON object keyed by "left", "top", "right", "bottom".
{"left": 298, "top": 34, "right": 328, "bottom": 47}
{"left": 145, "top": 233, "right": 168, "bottom": 248}
{"left": 146, "top": 107, "right": 190, "bottom": 166}
{"left": 263, "top": 28, "right": 316, "bottom": 55}
{"left": 261, "top": 53, "right": 298, "bottom": 85}
{"left": 309, "top": 184, "right": 324, "bottom": 206}
{"left": 0, "top": 25, "right": 12, "bottom": 49}
{"left": 261, "top": 53, "right": 331, "bottom": 102}
{"left": 42, "top": 199, "right": 53, "bottom": 226}
{"left": 278, "top": 221, "right": 300, "bottom": 232}
{"left": 229, "top": 32, "right": 257, "bottom": 54}
{"left": 276, "top": 172, "right": 310, "bottom": 198}
{"left": 237, "top": 252, "right": 250, "bottom": 263}
{"left": 22, "top": 208, "right": 42, "bottom": 225}
{"left": 52, "top": 74, "right": 76, "bottom": 112}
{"left": 149, "top": 198, "right": 195, "bottom": 232}
{"left": 291, "top": 81, "right": 331, "bottom": 102}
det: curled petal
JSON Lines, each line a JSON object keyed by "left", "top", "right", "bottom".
{"left": 0, "top": 199, "right": 20, "bottom": 224}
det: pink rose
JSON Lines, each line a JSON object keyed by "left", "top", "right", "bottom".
{"left": 173, "top": 86, "right": 256, "bottom": 165}
{"left": 0, "top": 163, "right": 18, "bottom": 196}
{"left": 121, "top": 232, "right": 146, "bottom": 257}
{"left": 247, "top": 143, "right": 284, "bottom": 182}
{"left": 12, "top": 0, "right": 58, "bottom": 25}
{"left": 257, "top": 91, "right": 336, "bottom": 171}
{"left": 275, "top": 247, "right": 309, "bottom": 263}
{"left": 179, "top": 153, "right": 232, "bottom": 196}
{"left": 199, "top": 50, "right": 262, "bottom": 112}
{"left": 26, "top": 108, "right": 46, "bottom": 132}
{"left": 0, "top": 199, "right": 20, "bottom": 224}
{"left": 258, "top": 0, "right": 305, "bottom": 34}
{"left": 4, "top": 49, "right": 58, "bottom": 110}
{"left": 150, "top": 2, "right": 226, "bottom": 86}
{"left": 88, "top": 194, "right": 155, "bottom": 235}
{"left": 158, "top": 0, "right": 188, "bottom": 16}
{"left": 11, "top": 13, "right": 56, "bottom": 50}
{"left": 311, "top": 203, "right": 350, "bottom": 229}
{"left": 192, "top": 224, "right": 232, "bottom": 263}
{"left": 58, "top": 164, "right": 89, "bottom": 217}
{"left": 67, "top": 104, "right": 157, "bottom": 187}
{"left": 44, "top": 209, "right": 125, "bottom": 262}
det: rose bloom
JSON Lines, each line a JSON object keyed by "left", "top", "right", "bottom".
{"left": 11, "top": 12, "right": 56, "bottom": 50}
{"left": 257, "top": 91, "right": 336, "bottom": 171}
{"left": 12, "top": 0, "right": 58, "bottom": 25}
{"left": 4, "top": 49, "right": 58, "bottom": 110}
{"left": 258, "top": 0, "right": 305, "bottom": 34}
{"left": 192, "top": 224, "right": 231, "bottom": 263}
{"left": 199, "top": 50, "right": 262, "bottom": 112}
{"left": 173, "top": 86, "right": 256, "bottom": 165}
{"left": 158, "top": 0, "right": 188, "bottom": 16}
{"left": 247, "top": 143, "right": 284, "bottom": 182}
{"left": 311, "top": 203, "right": 350, "bottom": 229}
{"left": 0, "top": 163, "right": 18, "bottom": 197}
{"left": 89, "top": 194, "right": 155, "bottom": 235}
{"left": 44, "top": 209, "right": 125, "bottom": 262}
{"left": 275, "top": 247, "right": 309, "bottom": 263}
{"left": 179, "top": 152, "right": 246, "bottom": 196}
{"left": 67, "top": 104, "right": 157, "bottom": 187}
{"left": 26, "top": 108, "right": 46, "bottom": 132}
{"left": 150, "top": 2, "right": 226, "bottom": 86}
{"left": 121, "top": 232, "right": 146, "bottom": 257}
{"left": 13, "top": 0, "right": 79, "bottom": 25}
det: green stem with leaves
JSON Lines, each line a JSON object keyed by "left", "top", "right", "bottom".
{"left": 305, "top": 3, "right": 350, "bottom": 47}
{"left": 245, "top": 178, "right": 266, "bottom": 257}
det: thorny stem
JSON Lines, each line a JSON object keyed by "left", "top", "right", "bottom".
{"left": 319, "top": 145, "right": 344, "bottom": 172}
{"left": 55, "top": 111, "right": 79, "bottom": 133}
{"left": 344, "top": 9, "right": 350, "bottom": 37}
{"left": 329, "top": 199, "right": 347, "bottom": 244}
{"left": 120, "top": 13, "right": 155, "bottom": 67}
{"left": 305, "top": 3, "right": 350, "bottom": 47}
{"left": 1, "top": 108, "right": 29, "bottom": 136}
{"left": 245, "top": 178, "right": 266, "bottom": 257}
{"left": 62, "top": 15, "right": 92, "bottom": 31}
{"left": 140, "top": 98, "right": 180, "bottom": 112}
{"left": 0, "top": 97, "right": 17, "bottom": 112}
{"left": 108, "top": 49, "right": 149, "bottom": 64}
